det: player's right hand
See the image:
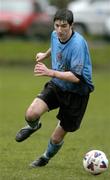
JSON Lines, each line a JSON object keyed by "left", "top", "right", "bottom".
{"left": 36, "top": 52, "right": 46, "bottom": 62}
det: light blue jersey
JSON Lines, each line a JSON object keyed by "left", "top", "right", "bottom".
{"left": 51, "top": 31, "right": 94, "bottom": 95}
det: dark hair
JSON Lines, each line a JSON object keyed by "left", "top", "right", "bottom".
{"left": 53, "top": 9, "right": 74, "bottom": 25}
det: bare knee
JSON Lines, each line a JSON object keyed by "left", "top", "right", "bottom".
{"left": 25, "top": 107, "right": 40, "bottom": 121}
{"left": 25, "top": 97, "right": 48, "bottom": 122}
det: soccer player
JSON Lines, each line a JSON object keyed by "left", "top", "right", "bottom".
{"left": 15, "top": 9, "right": 94, "bottom": 167}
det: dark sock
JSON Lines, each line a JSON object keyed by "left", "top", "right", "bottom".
{"left": 26, "top": 118, "right": 39, "bottom": 129}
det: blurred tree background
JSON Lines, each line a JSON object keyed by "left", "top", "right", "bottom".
{"left": 49, "top": 0, "right": 73, "bottom": 8}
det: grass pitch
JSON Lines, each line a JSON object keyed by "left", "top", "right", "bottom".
{"left": 0, "top": 66, "right": 110, "bottom": 180}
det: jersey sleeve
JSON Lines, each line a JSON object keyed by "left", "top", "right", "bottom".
{"left": 70, "top": 40, "right": 93, "bottom": 85}
{"left": 70, "top": 41, "right": 85, "bottom": 78}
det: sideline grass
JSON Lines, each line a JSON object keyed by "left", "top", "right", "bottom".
{"left": 0, "top": 39, "right": 50, "bottom": 65}
{"left": 0, "top": 39, "right": 110, "bottom": 67}
{"left": 0, "top": 66, "right": 110, "bottom": 180}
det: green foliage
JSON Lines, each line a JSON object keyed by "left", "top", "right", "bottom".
{"left": 0, "top": 66, "right": 110, "bottom": 180}
{"left": 49, "top": 0, "right": 70, "bottom": 8}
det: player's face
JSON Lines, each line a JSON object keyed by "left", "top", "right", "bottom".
{"left": 54, "top": 20, "right": 73, "bottom": 42}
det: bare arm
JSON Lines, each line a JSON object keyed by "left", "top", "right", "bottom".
{"left": 36, "top": 48, "right": 51, "bottom": 62}
{"left": 34, "top": 62, "right": 80, "bottom": 83}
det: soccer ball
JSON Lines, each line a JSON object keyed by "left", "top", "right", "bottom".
{"left": 83, "top": 150, "right": 109, "bottom": 175}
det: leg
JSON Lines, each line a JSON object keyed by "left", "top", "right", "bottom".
{"left": 26, "top": 97, "right": 49, "bottom": 121}
{"left": 51, "top": 121, "right": 67, "bottom": 144}
{"left": 30, "top": 122, "right": 67, "bottom": 167}
{"left": 15, "top": 97, "right": 49, "bottom": 142}
{"left": 43, "top": 122, "right": 67, "bottom": 158}
{"left": 25, "top": 97, "right": 49, "bottom": 126}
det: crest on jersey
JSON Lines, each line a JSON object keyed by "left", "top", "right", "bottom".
{"left": 57, "top": 52, "right": 62, "bottom": 61}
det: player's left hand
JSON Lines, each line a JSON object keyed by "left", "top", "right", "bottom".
{"left": 34, "top": 62, "right": 53, "bottom": 77}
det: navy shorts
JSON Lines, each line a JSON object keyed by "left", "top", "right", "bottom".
{"left": 37, "top": 81, "right": 89, "bottom": 132}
